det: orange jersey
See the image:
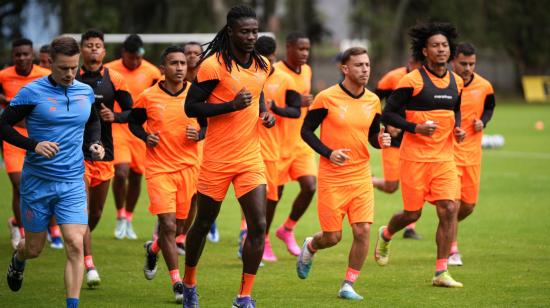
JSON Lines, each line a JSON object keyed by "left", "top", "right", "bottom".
{"left": 310, "top": 84, "right": 381, "bottom": 186}
{"left": 0, "top": 65, "right": 50, "bottom": 103}
{"left": 258, "top": 69, "right": 297, "bottom": 161}
{"left": 134, "top": 82, "right": 200, "bottom": 178}
{"left": 273, "top": 61, "right": 313, "bottom": 158}
{"left": 105, "top": 59, "right": 162, "bottom": 100}
{"left": 197, "top": 55, "right": 270, "bottom": 166}
{"left": 454, "top": 73, "right": 494, "bottom": 166}
{"left": 396, "top": 67, "right": 464, "bottom": 162}
{"left": 376, "top": 66, "right": 408, "bottom": 92}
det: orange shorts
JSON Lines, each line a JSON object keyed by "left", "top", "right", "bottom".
{"left": 456, "top": 164, "right": 481, "bottom": 204}
{"left": 197, "top": 161, "right": 266, "bottom": 202}
{"left": 381, "top": 146, "right": 400, "bottom": 182}
{"left": 278, "top": 152, "right": 317, "bottom": 185}
{"left": 317, "top": 182, "right": 374, "bottom": 232}
{"left": 3, "top": 127, "right": 27, "bottom": 174}
{"left": 146, "top": 166, "right": 198, "bottom": 219}
{"left": 84, "top": 160, "right": 115, "bottom": 187}
{"left": 400, "top": 160, "right": 458, "bottom": 211}
{"left": 113, "top": 127, "right": 146, "bottom": 174}
{"left": 264, "top": 160, "right": 279, "bottom": 201}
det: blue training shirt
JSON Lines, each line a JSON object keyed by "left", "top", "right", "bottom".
{"left": 10, "top": 76, "right": 95, "bottom": 182}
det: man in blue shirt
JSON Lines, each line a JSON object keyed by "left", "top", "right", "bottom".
{"left": 1, "top": 36, "right": 104, "bottom": 308}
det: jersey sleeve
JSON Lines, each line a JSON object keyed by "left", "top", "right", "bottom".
{"left": 310, "top": 92, "right": 328, "bottom": 111}
{"left": 109, "top": 69, "right": 130, "bottom": 92}
{"left": 133, "top": 92, "right": 147, "bottom": 109}
{"left": 10, "top": 86, "right": 37, "bottom": 106}
{"left": 196, "top": 58, "right": 221, "bottom": 83}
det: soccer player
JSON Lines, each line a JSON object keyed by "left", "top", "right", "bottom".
{"left": 76, "top": 29, "right": 133, "bottom": 287}
{"left": 0, "top": 38, "right": 51, "bottom": 250}
{"left": 375, "top": 22, "right": 466, "bottom": 288}
{"left": 372, "top": 56, "right": 423, "bottom": 240}
{"left": 449, "top": 42, "right": 495, "bottom": 266}
{"left": 106, "top": 34, "right": 162, "bottom": 240}
{"left": 255, "top": 35, "right": 301, "bottom": 262}
{"left": 130, "top": 45, "right": 203, "bottom": 303}
{"left": 297, "top": 47, "right": 391, "bottom": 300}
{"left": 183, "top": 5, "right": 275, "bottom": 307}
{"left": 38, "top": 44, "right": 51, "bottom": 69}
{"left": 182, "top": 41, "right": 220, "bottom": 244}
{"left": 2, "top": 35, "right": 104, "bottom": 308}
{"left": 272, "top": 32, "right": 317, "bottom": 256}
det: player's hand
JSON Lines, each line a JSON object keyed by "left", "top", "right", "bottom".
{"left": 329, "top": 149, "right": 351, "bottom": 166}
{"left": 34, "top": 141, "right": 60, "bottom": 159}
{"left": 186, "top": 125, "right": 200, "bottom": 141}
{"left": 147, "top": 132, "right": 160, "bottom": 148}
{"left": 473, "top": 119, "right": 484, "bottom": 132}
{"left": 378, "top": 127, "right": 391, "bottom": 148}
{"left": 454, "top": 127, "right": 466, "bottom": 143}
{"left": 260, "top": 112, "right": 276, "bottom": 128}
{"left": 232, "top": 88, "right": 253, "bottom": 110}
{"left": 415, "top": 120, "right": 437, "bottom": 136}
{"left": 267, "top": 99, "right": 274, "bottom": 110}
{"left": 89, "top": 143, "right": 105, "bottom": 160}
{"left": 386, "top": 125, "right": 402, "bottom": 138}
{"left": 99, "top": 103, "right": 115, "bottom": 122}
{"left": 300, "top": 94, "right": 313, "bottom": 107}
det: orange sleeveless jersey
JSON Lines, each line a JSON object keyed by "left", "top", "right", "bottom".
{"left": 376, "top": 66, "right": 408, "bottom": 91}
{"left": 273, "top": 61, "right": 313, "bottom": 158}
{"left": 0, "top": 65, "right": 50, "bottom": 103}
{"left": 311, "top": 84, "right": 381, "bottom": 186}
{"left": 258, "top": 69, "right": 297, "bottom": 162}
{"left": 197, "top": 55, "right": 270, "bottom": 166}
{"left": 454, "top": 73, "right": 494, "bottom": 166}
{"left": 398, "top": 69, "right": 464, "bottom": 162}
{"left": 134, "top": 82, "right": 199, "bottom": 178}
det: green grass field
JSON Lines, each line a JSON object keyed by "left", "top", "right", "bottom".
{"left": 1, "top": 102, "right": 549, "bottom": 307}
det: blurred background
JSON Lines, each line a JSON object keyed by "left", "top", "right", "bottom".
{"left": 1, "top": 0, "right": 549, "bottom": 99}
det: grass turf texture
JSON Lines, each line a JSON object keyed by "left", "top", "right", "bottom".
{"left": 0, "top": 102, "right": 549, "bottom": 307}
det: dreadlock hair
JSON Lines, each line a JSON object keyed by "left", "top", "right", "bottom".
{"left": 199, "top": 4, "right": 269, "bottom": 73}
{"left": 409, "top": 22, "right": 458, "bottom": 63}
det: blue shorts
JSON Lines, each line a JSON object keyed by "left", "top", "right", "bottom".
{"left": 20, "top": 173, "right": 88, "bottom": 232}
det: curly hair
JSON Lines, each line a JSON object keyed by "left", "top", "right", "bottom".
{"left": 409, "top": 22, "right": 458, "bottom": 63}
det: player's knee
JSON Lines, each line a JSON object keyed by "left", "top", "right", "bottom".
{"left": 114, "top": 165, "right": 129, "bottom": 179}
{"left": 325, "top": 232, "right": 342, "bottom": 246}
{"left": 25, "top": 243, "right": 44, "bottom": 259}
{"left": 299, "top": 177, "right": 317, "bottom": 195}
{"left": 404, "top": 210, "right": 422, "bottom": 222}
{"left": 159, "top": 219, "right": 177, "bottom": 235}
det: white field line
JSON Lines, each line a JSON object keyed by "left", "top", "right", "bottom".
{"left": 484, "top": 150, "right": 550, "bottom": 160}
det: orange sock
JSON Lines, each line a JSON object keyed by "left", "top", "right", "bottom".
{"left": 116, "top": 208, "right": 126, "bottom": 219}
{"left": 240, "top": 218, "right": 247, "bottom": 231}
{"left": 183, "top": 265, "right": 197, "bottom": 287}
{"left": 238, "top": 273, "right": 256, "bottom": 297}
{"left": 49, "top": 225, "right": 61, "bottom": 238}
{"left": 126, "top": 211, "right": 134, "bottom": 222}
{"left": 169, "top": 269, "right": 182, "bottom": 285}
{"left": 19, "top": 227, "right": 25, "bottom": 238}
{"left": 344, "top": 267, "right": 360, "bottom": 284}
{"left": 150, "top": 240, "right": 160, "bottom": 254}
{"left": 436, "top": 258, "right": 448, "bottom": 273}
{"left": 176, "top": 234, "right": 186, "bottom": 244}
{"left": 283, "top": 218, "right": 297, "bottom": 231}
{"left": 307, "top": 241, "right": 317, "bottom": 253}
{"left": 84, "top": 255, "right": 95, "bottom": 270}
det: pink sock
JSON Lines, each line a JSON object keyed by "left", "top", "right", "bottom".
{"left": 126, "top": 211, "right": 134, "bottom": 222}
{"left": 345, "top": 267, "right": 360, "bottom": 284}
{"left": 450, "top": 241, "right": 459, "bottom": 254}
{"left": 49, "top": 225, "right": 61, "bottom": 238}
{"left": 116, "top": 208, "right": 126, "bottom": 219}
{"left": 176, "top": 234, "right": 186, "bottom": 244}
{"left": 240, "top": 218, "right": 247, "bottom": 231}
{"left": 283, "top": 218, "right": 297, "bottom": 231}
{"left": 151, "top": 240, "right": 160, "bottom": 254}
{"left": 307, "top": 241, "right": 317, "bottom": 253}
{"left": 84, "top": 255, "right": 95, "bottom": 270}
{"left": 169, "top": 269, "right": 182, "bottom": 285}
{"left": 407, "top": 222, "right": 416, "bottom": 229}
{"left": 383, "top": 227, "right": 393, "bottom": 241}
{"left": 436, "top": 258, "right": 448, "bottom": 272}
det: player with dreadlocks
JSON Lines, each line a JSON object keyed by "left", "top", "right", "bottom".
{"left": 374, "top": 22, "right": 466, "bottom": 288}
{"left": 182, "top": 4, "right": 275, "bottom": 308}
